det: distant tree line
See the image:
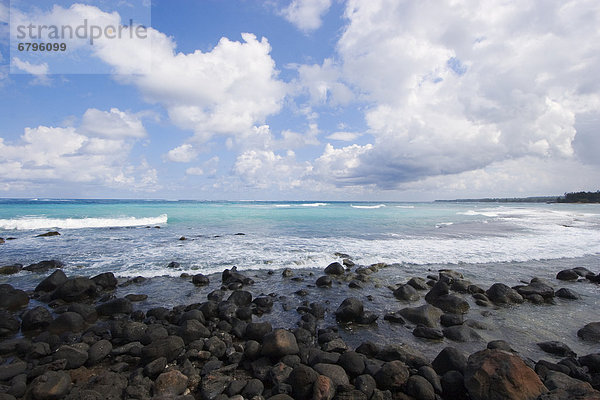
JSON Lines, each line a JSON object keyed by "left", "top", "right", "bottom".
{"left": 557, "top": 191, "right": 600, "bottom": 203}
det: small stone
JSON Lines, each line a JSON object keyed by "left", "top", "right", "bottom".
{"left": 316, "top": 276, "right": 333, "bottom": 288}
{"left": 154, "top": 370, "right": 188, "bottom": 396}
{"left": 325, "top": 262, "right": 345, "bottom": 275}
{"left": 31, "top": 371, "right": 71, "bottom": 400}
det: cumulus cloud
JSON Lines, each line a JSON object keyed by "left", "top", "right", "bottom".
{"left": 296, "top": 58, "right": 353, "bottom": 105}
{"left": 165, "top": 144, "right": 197, "bottom": 163}
{"left": 281, "top": 0, "right": 332, "bottom": 32}
{"left": 303, "top": 0, "right": 600, "bottom": 190}
{"left": 0, "top": 108, "right": 156, "bottom": 191}
{"left": 11, "top": 58, "right": 50, "bottom": 85}
{"left": 233, "top": 150, "right": 312, "bottom": 189}
{"left": 326, "top": 131, "right": 361, "bottom": 141}
{"left": 80, "top": 108, "right": 147, "bottom": 138}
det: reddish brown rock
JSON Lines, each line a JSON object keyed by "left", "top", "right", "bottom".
{"left": 313, "top": 375, "right": 335, "bottom": 400}
{"left": 464, "top": 349, "right": 548, "bottom": 400}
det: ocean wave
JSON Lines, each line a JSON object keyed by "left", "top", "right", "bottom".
{"left": 351, "top": 204, "right": 386, "bottom": 209}
{"left": 396, "top": 205, "right": 415, "bottom": 208}
{"left": 274, "top": 204, "right": 291, "bottom": 208}
{"left": 301, "top": 203, "right": 329, "bottom": 207}
{"left": 0, "top": 214, "right": 168, "bottom": 230}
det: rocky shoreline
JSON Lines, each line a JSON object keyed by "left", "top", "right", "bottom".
{"left": 1, "top": 259, "right": 600, "bottom": 399}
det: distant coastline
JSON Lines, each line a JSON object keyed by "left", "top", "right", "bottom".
{"left": 436, "top": 190, "right": 600, "bottom": 203}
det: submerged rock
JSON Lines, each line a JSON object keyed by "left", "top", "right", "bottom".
{"left": 486, "top": 283, "right": 524, "bottom": 305}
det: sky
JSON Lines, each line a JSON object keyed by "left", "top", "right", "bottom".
{"left": 0, "top": 0, "right": 599, "bottom": 201}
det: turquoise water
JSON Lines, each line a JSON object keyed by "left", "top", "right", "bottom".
{"left": 2, "top": 199, "right": 600, "bottom": 360}
{"left": 1, "top": 199, "right": 599, "bottom": 280}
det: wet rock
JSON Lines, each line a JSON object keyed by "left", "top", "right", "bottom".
{"left": 228, "top": 290, "right": 253, "bottom": 306}
{"left": 205, "top": 336, "right": 226, "bottom": 358}
{"left": 578, "top": 322, "right": 600, "bottom": 342}
{"left": 313, "top": 375, "right": 335, "bottom": 400}
{"left": 0, "top": 285, "right": 29, "bottom": 311}
{"left": 222, "top": 266, "right": 253, "bottom": 286}
{"left": 142, "top": 335, "right": 185, "bottom": 362}
{"left": 338, "top": 351, "right": 365, "bottom": 377}
{"left": 316, "top": 275, "right": 333, "bottom": 288}
{"left": 335, "top": 298, "right": 363, "bottom": 323}
{"left": 451, "top": 279, "right": 472, "bottom": 293}
{"left": 556, "top": 269, "right": 579, "bottom": 281}
{"left": 376, "top": 343, "right": 429, "bottom": 368}
{"left": 192, "top": 273, "right": 210, "bottom": 286}
{"left": 87, "top": 339, "right": 112, "bottom": 365}
{"left": 342, "top": 258, "right": 355, "bottom": 268}
{"left": 464, "top": 349, "right": 548, "bottom": 400}
{"left": 0, "top": 311, "right": 20, "bottom": 337}
{"left": 37, "top": 231, "right": 60, "bottom": 237}
{"left": 54, "top": 344, "right": 89, "bottom": 369}
{"left": 441, "top": 313, "right": 464, "bottom": 327}
{"left": 325, "top": 262, "right": 345, "bottom": 275}
{"left": 90, "top": 272, "right": 117, "bottom": 290}
{"left": 262, "top": 329, "right": 299, "bottom": 358}
{"left": 96, "top": 298, "right": 133, "bottom": 316}
{"left": 52, "top": 277, "right": 97, "bottom": 302}
{"left": 0, "top": 264, "right": 22, "bottom": 275}
{"left": 516, "top": 278, "right": 555, "bottom": 300}
{"left": 383, "top": 311, "right": 405, "bottom": 324}
{"left": 355, "top": 374, "right": 376, "bottom": 398}
{"left": 556, "top": 288, "right": 580, "bottom": 300}
{"left": 374, "top": 360, "right": 409, "bottom": 390}
{"left": 413, "top": 326, "right": 444, "bottom": 340}
{"left": 418, "top": 366, "right": 442, "bottom": 394}
{"left": 322, "top": 338, "right": 348, "bottom": 353}
{"left": 0, "top": 360, "right": 27, "bottom": 381}
{"left": 487, "top": 340, "right": 516, "bottom": 352}
{"left": 154, "top": 370, "right": 188, "bottom": 396}
{"left": 443, "top": 325, "right": 483, "bottom": 342}
{"left": 246, "top": 321, "right": 273, "bottom": 341}
{"left": 289, "top": 364, "right": 318, "bottom": 400}
{"left": 35, "top": 270, "right": 68, "bottom": 292}
{"left": 314, "top": 363, "right": 350, "bottom": 387}
{"left": 348, "top": 280, "right": 363, "bottom": 289}
{"left": 242, "top": 378, "right": 264, "bottom": 398}
{"left": 429, "top": 294, "right": 470, "bottom": 314}
{"left": 579, "top": 354, "right": 600, "bottom": 373}
{"left": 407, "top": 277, "right": 429, "bottom": 290}
{"left": 23, "top": 259, "right": 64, "bottom": 273}
{"left": 538, "top": 341, "right": 577, "bottom": 358}
{"left": 282, "top": 268, "right": 294, "bottom": 277}
{"left": 20, "top": 306, "right": 52, "bottom": 331}
{"left": 124, "top": 293, "right": 147, "bottom": 302}
{"left": 393, "top": 284, "right": 419, "bottom": 301}
{"left": 48, "top": 311, "right": 85, "bottom": 334}
{"left": 485, "top": 283, "right": 524, "bottom": 305}
{"left": 406, "top": 375, "right": 435, "bottom": 400}
{"left": 199, "top": 372, "right": 232, "bottom": 400}
{"left": 441, "top": 370, "right": 467, "bottom": 400}
{"left": 541, "top": 370, "right": 599, "bottom": 399}
{"left": 31, "top": 371, "right": 71, "bottom": 400}
{"left": 167, "top": 261, "right": 181, "bottom": 269}
{"left": 432, "top": 347, "right": 468, "bottom": 374}
{"left": 398, "top": 304, "right": 443, "bottom": 327}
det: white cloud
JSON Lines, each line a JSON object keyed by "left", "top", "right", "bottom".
{"left": 326, "top": 131, "right": 361, "bottom": 141}
{"left": 80, "top": 108, "right": 147, "bottom": 138}
{"left": 165, "top": 144, "right": 197, "bottom": 163}
{"left": 233, "top": 150, "right": 312, "bottom": 189}
{"left": 281, "top": 0, "right": 332, "bottom": 32}
{"left": 296, "top": 58, "right": 353, "bottom": 105}
{"left": 302, "top": 0, "right": 600, "bottom": 189}
{"left": 0, "top": 108, "right": 155, "bottom": 190}
{"left": 185, "top": 167, "right": 204, "bottom": 176}
{"left": 11, "top": 58, "right": 50, "bottom": 85}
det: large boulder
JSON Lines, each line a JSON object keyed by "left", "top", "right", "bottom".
{"left": 142, "top": 336, "right": 185, "bottom": 362}
{"left": 486, "top": 283, "right": 524, "bottom": 305}
{"left": 393, "top": 284, "right": 420, "bottom": 301}
{"left": 429, "top": 294, "right": 470, "bottom": 314}
{"left": 515, "top": 279, "right": 554, "bottom": 300}
{"left": 578, "top": 322, "right": 600, "bottom": 342}
{"left": 0, "top": 284, "right": 29, "bottom": 310}
{"left": 335, "top": 298, "right": 364, "bottom": 323}
{"left": 398, "top": 304, "right": 443, "bottom": 327}
{"left": 464, "top": 349, "right": 547, "bottom": 400}
{"left": 96, "top": 298, "right": 133, "bottom": 316}
{"left": 21, "top": 306, "right": 53, "bottom": 331}
{"left": 52, "top": 277, "right": 97, "bottom": 302}
{"left": 556, "top": 269, "right": 579, "bottom": 281}
{"left": 374, "top": 361, "right": 409, "bottom": 390}
{"left": 90, "top": 272, "right": 118, "bottom": 290}
{"left": 48, "top": 312, "right": 85, "bottom": 334}
{"left": 432, "top": 347, "right": 468, "bottom": 374}
{"left": 289, "top": 364, "right": 319, "bottom": 400}
{"left": 35, "top": 270, "right": 68, "bottom": 292}
{"left": 23, "top": 259, "right": 64, "bottom": 273}
{"left": 0, "top": 310, "right": 20, "bottom": 337}
{"left": 261, "top": 329, "right": 299, "bottom": 358}
{"left": 31, "top": 371, "right": 72, "bottom": 399}
{"left": 325, "top": 262, "right": 345, "bottom": 275}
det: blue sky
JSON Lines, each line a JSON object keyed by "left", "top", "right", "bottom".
{"left": 1, "top": 0, "right": 599, "bottom": 200}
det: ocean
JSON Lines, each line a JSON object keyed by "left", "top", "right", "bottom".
{"left": 1, "top": 198, "right": 600, "bottom": 359}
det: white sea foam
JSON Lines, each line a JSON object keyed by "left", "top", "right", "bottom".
{"left": 0, "top": 214, "right": 168, "bottom": 230}
{"left": 396, "top": 205, "right": 415, "bottom": 208}
{"left": 274, "top": 204, "right": 291, "bottom": 207}
{"left": 351, "top": 204, "right": 386, "bottom": 209}
{"left": 301, "top": 203, "right": 329, "bottom": 207}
